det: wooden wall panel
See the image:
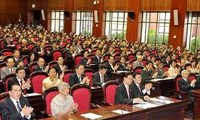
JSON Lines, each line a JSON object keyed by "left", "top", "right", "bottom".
{"left": 140, "top": 0, "right": 171, "bottom": 11}
{"left": 168, "top": 0, "right": 187, "bottom": 49}
{"left": 27, "top": 0, "right": 48, "bottom": 10}
{"left": 0, "top": 0, "right": 27, "bottom": 26}
{"left": 104, "top": 0, "right": 128, "bottom": 11}
{"left": 74, "top": 0, "right": 94, "bottom": 10}
{"left": 187, "top": 0, "right": 200, "bottom": 11}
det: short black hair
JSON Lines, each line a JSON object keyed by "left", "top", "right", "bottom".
{"left": 75, "top": 64, "right": 84, "bottom": 69}
{"left": 8, "top": 82, "right": 21, "bottom": 91}
{"left": 99, "top": 64, "right": 107, "bottom": 70}
{"left": 133, "top": 72, "right": 141, "bottom": 78}
{"left": 124, "top": 72, "right": 133, "bottom": 78}
{"left": 16, "top": 66, "right": 25, "bottom": 73}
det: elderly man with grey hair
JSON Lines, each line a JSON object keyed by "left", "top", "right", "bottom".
{"left": 51, "top": 82, "right": 78, "bottom": 118}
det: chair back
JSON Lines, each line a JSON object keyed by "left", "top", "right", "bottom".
{"left": 133, "top": 66, "right": 144, "bottom": 74}
{"left": 63, "top": 70, "right": 74, "bottom": 83}
{"left": 103, "top": 80, "right": 119, "bottom": 105}
{"left": 29, "top": 62, "right": 38, "bottom": 73}
{"left": 1, "top": 49, "right": 13, "bottom": 56}
{"left": 48, "top": 61, "right": 58, "bottom": 69}
{"left": 3, "top": 74, "right": 16, "bottom": 92}
{"left": 103, "top": 55, "right": 110, "bottom": 61}
{"left": 175, "top": 74, "right": 182, "bottom": 92}
{"left": 71, "top": 84, "right": 91, "bottom": 113}
{"left": 51, "top": 50, "right": 63, "bottom": 61}
{"left": 163, "top": 64, "right": 170, "bottom": 72}
{"left": 74, "top": 55, "right": 83, "bottom": 65}
{"left": 127, "top": 54, "right": 135, "bottom": 61}
{"left": 142, "top": 59, "right": 148, "bottom": 67}
{"left": 42, "top": 87, "right": 59, "bottom": 115}
{"left": 27, "top": 42, "right": 35, "bottom": 51}
{"left": 15, "top": 43, "right": 22, "bottom": 50}
{"left": 22, "top": 55, "right": 28, "bottom": 66}
{"left": 30, "top": 71, "right": 48, "bottom": 94}
{"left": 188, "top": 73, "right": 196, "bottom": 81}
{"left": 84, "top": 69, "right": 94, "bottom": 87}
{"left": 0, "top": 40, "right": 4, "bottom": 49}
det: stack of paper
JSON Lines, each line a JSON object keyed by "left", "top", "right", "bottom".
{"left": 81, "top": 113, "right": 103, "bottom": 119}
{"left": 112, "top": 109, "right": 130, "bottom": 114}
{"left": 133, "top": 102, "right": 159, "bottom": 109}
{"left": 150, "top": 97, "right": 173, "bottom": 104}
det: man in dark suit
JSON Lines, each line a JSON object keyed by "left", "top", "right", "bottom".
{"left": 8, "top": 67, "right": 33, "bottom": 94}
{"left": 53, "top": 57, "right": 67, "bottom": 74}
{"left": 92, "top": 49, "right": 102, "bottom": 64}
{"left": 93, "top": 64, "right": 110, "bottom": 87}
{"left": 141, "top": 61, "right": 158, "bottom": 82}
{"left": 0, "top": 83, "right": 35, "bottom": 120}
{"left": 179, "top": 70, "right": 197, "bottom": 101}
{"left": 33, "top": 57, "right": 49, "bottom": 72}
{"left": 105, "top": 56, "right": 119, "bottom": 75}
{"left": 117, "top": 57, "right": 128, "bottom": 71}
{"left": 115, "top": 72, "right": 143, "bottom": 104}
{"left": 69, "top": 65, "right": 90, "bottom": 87}
{"left": 131, "top": 73, "right": 152, "bottom": 100}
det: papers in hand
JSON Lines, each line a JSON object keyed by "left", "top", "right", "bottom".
{"left": 23, "top": 93, "right": 41, "bottom": 97}
{"left": 81, "top": 113, "right": 103, "bottom": 119}
{"left": 133, "top": 102, "right": 159, "bottom": 109}
{"left": 117, "top": 71, "right": 129, "bottom": 74}
{"left": 112, "top": 109, "right": 130, "bottom": 114}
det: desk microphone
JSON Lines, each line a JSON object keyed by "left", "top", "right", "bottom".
{"left": 121, "top": 100, "right": 133, "bottom": 115}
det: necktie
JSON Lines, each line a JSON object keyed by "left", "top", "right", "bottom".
{"left": 138, "top": 85, "right": 141, "bottom": 92}
{"left": 10, "top": 69, "right": 13, "bottom": 74}
{"left": 126, "top": 86, "right": 130, "bottom": 98}
{"left": 79, "top": 76, "right": 82, "bottom": 83}
{"left": 101, "top": 75, "right": 104, "bottom": 83}
{"left": 16, "top": 101, "right": 22, "bottom": 112}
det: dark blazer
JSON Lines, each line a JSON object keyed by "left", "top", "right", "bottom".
{"left": 118, "top": 64, "right": 127, "bottom": 71}
{"left": 92, "top": 72, "right": 110, "bottom": 87}
{"left": 92, "top": 56, "right": 101, "bottom": 64}
{"left": 156, "top": 69, "right": 166, "bottom": 79}
{"left": 105, "top": 62, "right": 114, "bottom": 75}
{"left": 80, "top": 57, "right": 88, "bottom": 66}
{"left": 53, "top": 64, "right": 62, "bottom": 74}
{"left": 69, "top": 73, "right": 86, "bottom": 87}
{"left": 33, "top": 65, "right": 46, "bottom": 72}
{"left": 131, "top": 82, "right": 145, "bottom": 98}
{"left": 179, "top": 78, "right": 194, "bottom": 94}
{"left": 115, "top": 83, "right": 134, "bottom": 104}
{"left": 0, "top": 97, "right": 35, "bottom": 120}
{"left": 141, "top": 70, "right": 153, "bottom": 82}
{"left": 8, "top": 77, "right": 33, "bottom": 94}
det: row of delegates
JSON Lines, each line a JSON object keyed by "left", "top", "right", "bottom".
{"left": 115, "top": 72, "right": 152, "bottom": 104}
{"left": 51, "top": 82, "right": 78, "bottom": 119}
{"left": 0, "top": 83, "right": 35, "bottom": 120}
{"left": 1, "top": 57, "right": 17, "bottom": 80}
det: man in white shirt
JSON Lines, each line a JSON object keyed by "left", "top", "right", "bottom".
{"left": 0, "top": 83, "right": 35, "bottom": 120}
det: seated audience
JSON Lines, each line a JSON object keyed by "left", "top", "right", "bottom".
{"left": 156, "top": 62, "right": 169, "bottom": 79}
{"left": 1, "top": 57, "right": 17, "bottom": 80}
{"left": 93, "top": 64, "right": 110, "bottom": 87}
{"left": 133, "top": 55, "right": 144, "bottom": 69}
{"left": 69, "top": 65, "right": 90, "bottom": 87}
{"left": 51, "top": 82, "right": 78, "bottom": 118}
{"left": 105, "top": 56, "right": 119, "bottom": 74}
{"left": 115, "top": 72, "right": 144, "bottom": 104}
{"left": 13, "top": 50, "right": 22, "bottom": 67}
{"left": 8, "top": 67, "right": 33, "bottom": 94}
{"left": 0, "top": 83, "right": 35, "bottom": 120}
{"left": 117, "top": 56, "right": 128, "bottom": 71}
{"left": 42, "top": 67, "right": 63, "bottom": 91}
{"left": 80, "top": 50, "right": 91, "bottom": 66}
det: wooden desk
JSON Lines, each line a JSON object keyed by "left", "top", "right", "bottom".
{"left": 39, "top": 97, "right": 188, "bottom": 120}
{"left": 149, "top": 78, "right": 175, "bottom": 97}
{"left": 24, "top": 93, "right": 44, "bottom": 113}
{"left": 192, "top": 89, "right": 200, "bottom": 120}
{"left": 91, "top": 87, "right": 104, "bottom": 104}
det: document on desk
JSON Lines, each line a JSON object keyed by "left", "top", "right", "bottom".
{"left": 151, "top": 78, "right": 172, "bottom": 82}
{"left": 23, "top": 93, "right": 41, "bottom": 97}
{"left": 81, "top": 113, "right": 103, "bottom": 119}
{"left": 149, "top": 96, "right": 173, "bottom": 104}
{"left": 112, "top": 109, "right": 130, "bottom": 114}
{"left": 133, "top": 102, "right": 159, "bottom": 109}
